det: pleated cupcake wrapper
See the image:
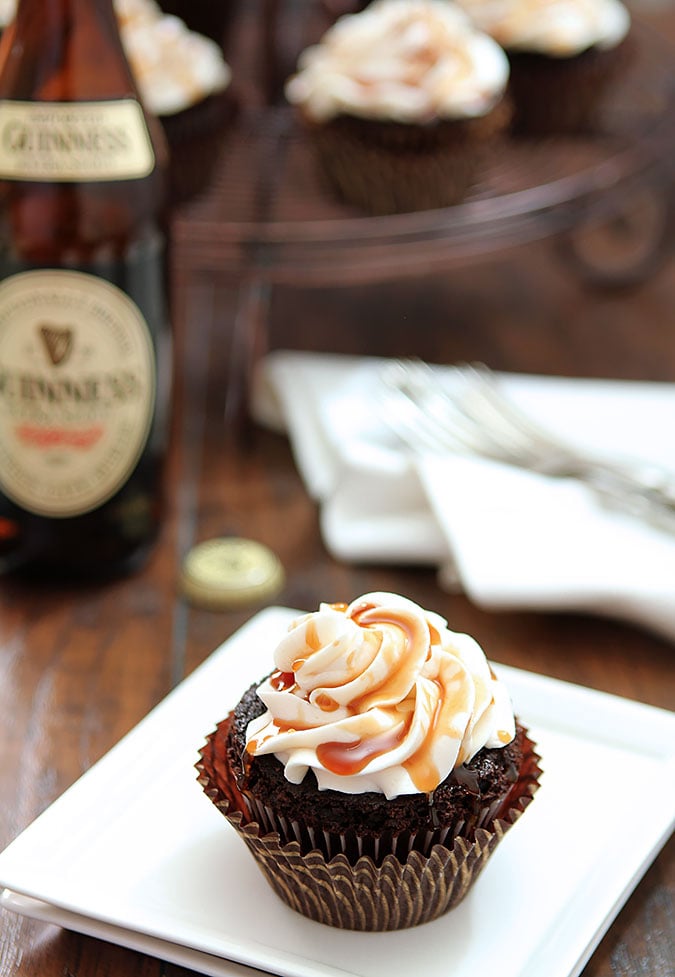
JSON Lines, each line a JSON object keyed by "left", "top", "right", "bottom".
{"left": 241, "top": 791, "right": 511, "bottom": 864}
{"left": 160, "top": 88, "right": 238, "bottom": 206}
{"left": 196, "top": 723, "right": 541, "bottom": 931}
{"left": 507, "top": 37, "right": 634, "bottom": 135}
{"left": 301, "top": 100, "right": 512, "bottom": 216}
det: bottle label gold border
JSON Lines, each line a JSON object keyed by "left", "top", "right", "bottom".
{"left": 0, "top": 99, "right": 155, "bottom": 181}
{"left": 0, "top": 269, "right": 156, "bottom": 518}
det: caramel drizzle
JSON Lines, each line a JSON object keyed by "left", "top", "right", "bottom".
{"left": 254, "top": 602, "right": 483, "bottom": 791}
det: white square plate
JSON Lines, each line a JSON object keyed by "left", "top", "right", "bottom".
{"left": 1, "top": 607, "right": 674, "bottom": 977}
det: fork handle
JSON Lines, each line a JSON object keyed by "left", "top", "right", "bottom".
{"left": 579, "top": 462, "right": 675, "bottom": 532}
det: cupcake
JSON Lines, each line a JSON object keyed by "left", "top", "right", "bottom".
{"left": 116, "top": 0, "right": 235, "bottom": 204}
{"left": 197, "top": 592, "right": 541, "bottom": 930}
{"left": 455, "top": 0, "right": 632, "bottom": 134}
{"left": 284, "top": 0, "right": 512, "bottom": 215}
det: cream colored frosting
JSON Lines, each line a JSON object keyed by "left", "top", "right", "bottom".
{"left": 455, "top": 0, "right": 630, "bottom": 57}
{"left": 0, "top": 0, "right": 231, "bottom": 116}
{"left": 284, "top": 0, "right": 510, "bottom": 123}
{"left": 246, "top": 592, "right": 516, "bottom": 798}
{"left": 115, "top": 0, "right": 231, "bottom": 115}
{"left": 0, "top": 0, "right": 13, "bottom": 28}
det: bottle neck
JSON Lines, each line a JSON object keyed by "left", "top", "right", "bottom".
{"left": 0, "top": 0, "right": 168, "bottom": 226}
{"left": 0, "top": 0, "right": 137, "bottom": 103}
{"left": 13, "top": 0, "right": 120, "bottom": 46}
{"left": 15, "top": 0, "right": 117, "bottom": 27}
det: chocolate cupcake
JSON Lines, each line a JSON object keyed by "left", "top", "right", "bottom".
{"left": 197, "top": 592, "right": 541, "bottom": 930}
{"left": 284, "top": 0, "right": 512, "bottom": 215}
{"left": 116, "top": 0, "right": 235, "bottom": 204}
{"left": 456, "top": 0, "right": 632, "bottom": 134}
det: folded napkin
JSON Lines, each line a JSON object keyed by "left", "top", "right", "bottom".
{"left": 252, "top": 350, "right": 675, "bottom": 642}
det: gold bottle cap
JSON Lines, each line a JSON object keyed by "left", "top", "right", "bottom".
{"left": 180, "top": 537, "right": 285, "bottom": 610}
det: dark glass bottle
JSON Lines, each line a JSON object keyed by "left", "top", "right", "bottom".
{"left": 0, "top": 0, "right": 172, "bottom": 578}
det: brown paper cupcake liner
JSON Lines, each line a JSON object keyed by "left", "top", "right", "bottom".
{"left": 196, "top": 722, "right": 541, "bottom": 930}
{"left": 507, "top": 36, "right": 634, "bottom": 136}
{"left": 244, "top": 794, "right": 458, "bottom": 862}
{"left": 160, "top": 88, "right": 238, "bottom": 206}
{"left": 302, "top": 99, "right": 512, "bottom": 215}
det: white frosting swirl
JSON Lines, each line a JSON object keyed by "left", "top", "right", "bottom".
{"left": 285, "top": 0, "right": 510, "bottom": 123}
{"left": 116, "top": 0, "right": 231, "bottom": 115}
{"left": 455, "top": 0, "right": 630, "bottom": 57}
{"left": 246, "top": 592, "right": 516, "bottom": 799}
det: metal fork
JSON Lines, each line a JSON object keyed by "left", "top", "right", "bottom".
{"left": 378, "top": 358, "right": 675, "bottom": 533}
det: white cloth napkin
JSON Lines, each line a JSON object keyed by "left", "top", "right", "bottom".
{"left": 252, "top": 350, "right": 675, "bottom": 642}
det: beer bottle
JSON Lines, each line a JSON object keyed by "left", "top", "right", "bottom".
{"left": 0, "top": 0, "right": 172, "bottom": 577}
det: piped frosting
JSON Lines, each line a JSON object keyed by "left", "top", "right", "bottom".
{"left": 455, "top": 0, "right": 630, "bottom": 57}
{"left": 246, "top": 592, "right": 516, "bottom": 798}
{"left": 285, "top": 0, "right": 510, "bottom": 123}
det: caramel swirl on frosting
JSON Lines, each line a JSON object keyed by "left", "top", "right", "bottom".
{"left": 284, "top": 0, "right": 510, "bottom": 123}
{"left": 246, "top": 593, "right": 515, "bottom": 798}
{"left": 456, "top": 0, "right": 630, "bottom": 57}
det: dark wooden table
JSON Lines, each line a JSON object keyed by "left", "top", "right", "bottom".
{"left": 1, "top": 3, "right": 674, "bottom": 976}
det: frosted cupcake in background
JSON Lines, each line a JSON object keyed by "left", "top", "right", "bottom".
{"left": 117, "top": 0, "right": 231, "bottom": 118}
{"left": 455, "top": 0, "right": 632, "bottom": 134}
{"left": 116, "top": 0, "right": 235, "bottom": 203}
{"left": 197, "top": 592, "right": 541, "bottom": 930}
{"left": 284, "top": 0, "right": 512, "bottom": 215}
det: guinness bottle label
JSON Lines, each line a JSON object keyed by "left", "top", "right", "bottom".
{"left": 0, "top": 99, "right": 155, "bottom": 181}
{"left": 0, "top": 269, "right": 156, "bottom": 517}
